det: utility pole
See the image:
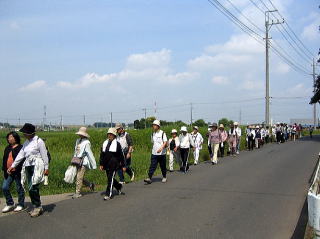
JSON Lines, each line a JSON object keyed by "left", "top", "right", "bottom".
{"left": 110, "top": 112, "right": 113, "bottom": 127}
{"left": 265, "top": 10, "right": 284, "bottom": 126}
{"left": 43, "top": 105, "right": 47, "bottom": 130}
{"left": 313, "top": 58, "right": 317, "bottom": 129}
{"left": 190, "top": 103, "right": 193, "bottom": 126}
{"left": 143, "top": 108, "right": 147, "bottom": 129}
{"left": 83, "top": 115, "right": 86, "bottom": 125}
{"left": 60, "top": 115, "right": 63, "bottom": 131}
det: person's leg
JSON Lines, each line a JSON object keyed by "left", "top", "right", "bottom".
{"left": 169, "top": 152, "right": 174, "bottom": 171}
{"left": 2, "top": 175, "right": 14, "bottom": 206}
{"left": 174, "top": 151, "right": 182, "bottom": 168}
{"left": 180, "top": 148, "right": 187, "bottom": 170}
{"left": 26, "top": 166, "right": 41, "bottom": 208}
{"left": 14, "top": 174, "right": 25, "bottom": 207}
{"left": 194, "top": 148, "right": 200, "bottom": 164}
{"left": 236, "top": 139, "right": 241, "bottom": 154}
{"left": 148, "top": 155, "right": 158, "bottom": 179}
{"left": 125, "top": 157, "right": 133, "bottom": 178}
{"left": 106, "top": 170, "right": 114, "bottom": 198}
{"left": 76, "top": 166, "right": 86, "bottom": 194}
{"left": 118, "top": 168, "right": 125, "bottom": 183}
{"left": 158, "top": 155, "right": 167, "bottom": 178}
{"left": 213, "top": 143, "right": 219, "bottom": 163}
{"left": 208, "top": 144, "right": 213, "bottom": 159}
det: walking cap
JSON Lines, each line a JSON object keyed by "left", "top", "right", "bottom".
{"left": 180, "top": 126, "right": 188, "bottom": 132}
{"left": 107, "top": 128, "right": 117, "bottom": 136}
{"left": 171, "top": 129, "right": 178, "bottom": 134}
{"left": 152, "top": 120, "right": 161, "bottom": 127}
{"left": 193, "top": 126, "right": 199, "bottom": 130}
{"left": 19, "top": 123, "right": 36, "bottom": 135}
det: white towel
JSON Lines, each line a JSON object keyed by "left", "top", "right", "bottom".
{"left": 102, "top": 139, "right": 118, "bottom": 153}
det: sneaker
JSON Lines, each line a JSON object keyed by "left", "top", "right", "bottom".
{"left": 72, "top": 193, "right": 82, "bottom": 199}
{"left": 30, "top": 207, "right": 43, "bottom": 218}
{"left": 14, "top": 205, "right": 24, "bottom": 212}
{"left": 236, "top": 151, "right": 240, "bottom": 155}
{"left": 144, "top": 178, "right": 152, "bottom": 184}
{"left": 169, "top": 169, "right": 174, "bottom": 173}
{"left": 162, "top": 178, "right": 167, "bottom": 183}
{"left": 130, "top": 172, "right": 135, "bottom": 181}
{"left": 103, "top": 196, "right": 112, "bottom": 201}
{"left": 2, "top": 205, "right": 14, "bottom": 213}
{"left": 119, "top": 181, "right": 126, "bottom": 185}
{"left": 89, "top": 183, "right": 95, "bottom": 192}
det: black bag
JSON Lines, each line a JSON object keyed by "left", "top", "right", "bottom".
{"left": 170, "top": 139, "right": 176, "bottom": 150}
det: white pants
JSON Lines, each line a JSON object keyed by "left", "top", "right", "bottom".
{"left": 169, "top": 151, "right": 182, "bottom": 171}
{"left": 193, "top": 148, "right": 201, "bottom": 164}
{"left": 210, "top": 143, "right": 220, "bottom": 163}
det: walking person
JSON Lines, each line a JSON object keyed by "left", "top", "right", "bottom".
{"left": 218, "top": 124, "right": 228, "bottom": 157}
{"left": 2, "top": 132, "right": 25, "bottom": 213}
{"left": 191, "top": 126, "right": 203, "bottom": 165}
{"left": 144, "top": 120, "right": 168, "bottom": 184}
{"left": 255, "top": 126, "right": 261, "bottom": 148}
{"left": 168, "top": 129, "right": 181, "bottom": 172}
{"left": 209, "top": 123, "right": 221, "bottom": 164}
{"left": 246, "top": 126, "right": 255, "bottom": 151}
{"left": 292, "top": 124, "right": 297, "bottom": 141}
{"left": 7, "top": 123, "right": 49, "bottom": 217}
{"left": 234, "top": 122, "right": 242, "bottom": 154}
{"left": 100, "top": 128, "right": 125, "bottom": 200}
{"left": 72, "top": 127, "right": 96, "bottom": 199}
{"left": 115, "top": 123, "right": 134, "bottom": 184}
{"left": 309, "top": 125, "right": 314, "bottom": 138}
{"left": 275, "top": 123, "right": 282, "bottom": 144}
{"left": 207, "top": 126, "right": 213, "bottom": 159}
{"left": 228, "top": 123, "right": 237, "bottom": 156}
{"left": 179, "top": 126, "right": 194, "bottom": 172}
{"left": 265, "top": 126, "right": 270, "bottom": 144}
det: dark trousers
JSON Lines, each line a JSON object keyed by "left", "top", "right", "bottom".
{"left": 25, "top": 166, "right": 41, "bottom": 207}
{"left": 276, "top": 132, "right": 282, "bottom": 143}
{"left": 148, "top": 154, "right": 167, "bottom": 179}
{"left": 265, "top": 135, "right": 270, "bottom": 144}
{"left": 219, "top": 143, "right": 225, "bottom": 157}
{"left": 118, "top": 157, "right": 133, "bottom": 182}
{"left": 106, "top": 169, "right": 122, "bottom": 197}
{"left": 180, "top": 148, "right": 190, "bottom": 172}
{"left": 2, "top": 174, "right": 25, "bottom": 207}
{"left": 208, "top": 145, "right": 213, "bottom": 158}
{"left": 247, "top": 136, "right": 254, "bottom": 151}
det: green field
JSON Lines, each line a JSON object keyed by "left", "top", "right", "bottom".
{"left": 0, "top": 127, "right": 315, "bottom": 196}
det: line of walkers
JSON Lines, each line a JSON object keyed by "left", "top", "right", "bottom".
{"left": 1, "top": 120, "right": 304, "bottom": 217}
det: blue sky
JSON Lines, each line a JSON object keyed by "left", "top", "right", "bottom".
{"left": 0, "top": 0, "right": 319, "bottom": 125}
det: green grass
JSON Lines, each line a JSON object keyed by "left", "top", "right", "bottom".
{"left": 1, "top": 126, "right": 311, "bottom": 196}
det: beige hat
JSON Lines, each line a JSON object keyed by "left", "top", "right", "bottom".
{"left": 219, "top": 124, "right": 224, "bottom": 128}
{"left": 107, "top": 128, "right": 117, "bottom": 136}
{"left": 152, "top": 120, "right": 161, "bottom": 127}
{"left": 234, "top": 122, "right": 239, "bottom": 126}
{"left": 115, "top": 123, "right": 123, "bottom": 130}
{"left": 180, "top": 126, "right": 188, "bottom": 132}
{"left": 171, "top": 129, "right": 178, "bottom": 134}
{"left": 193, "top": 126, "right": 199, "bottom": 130}
{"left": 76, "top": 127, "right": 90, "bottom": 138}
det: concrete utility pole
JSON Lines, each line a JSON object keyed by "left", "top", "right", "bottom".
{"left": 143, "top": 108, "right": 147, "bottom": 129}
{"left": 265, "top": 10, "right": 284, "bottom": 126}
{"left": 110, "top": 112, "right": 113, "bottom": 127}
{"left": 43, "top": 105, "right": 47, "bottom": 129}
{"left": 83, "top": 115, "right": 86, "bottom": 125}
{"left": 190, "top": 103, "right": 193, "bottom": 126}
{"left": 313, "top": 58, "right": 317, "bottom": 129}
{"left": 60, "top": 115, "right": 63, "bottom": 130}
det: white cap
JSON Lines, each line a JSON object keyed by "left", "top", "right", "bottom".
{"left": 234, "top": 122, "right": 239, "bottom": 126}
{"left": 107, "top": 128, "right": 117, "bottom": 136}
{"left": 152, "top": 120, "right": 161, "bottom": 127}
{"left": 180, "top": 126, "right": 188, "bottom": 132}
{"left": 193, "top": 126, "right": 199, "bottom": 130}
{"left": 171, "top": 129, "right": 178, "bottom": 134}
{"left": 256, "top": 125, "right": 260, "bottom": 129}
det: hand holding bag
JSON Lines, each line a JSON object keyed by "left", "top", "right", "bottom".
{"left": 71, "top": 144, "right": 87, "bottom": 167}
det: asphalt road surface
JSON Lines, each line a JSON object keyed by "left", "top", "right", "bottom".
{"left": 0, "top": 136, "right": 319, "bottom": 239}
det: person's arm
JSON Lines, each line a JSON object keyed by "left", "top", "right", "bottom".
{"left": 126, "top": 134, "right": 134, "bottom": 157}
{"left": 117, "top": 143, "right": 126, "bottom": 170}
{"left": 85, "top": 142, "right": 96, "bottom": 169}
{"left": 38, "top": 139, "right": 49, "bottom": 170}
{"left": 189, "top": 134, "right": 195, "bottom": 148}
{"left": 157, "top": 133, "right": 168, "bottom": 153}
{"left": 10, "top": 147, "right": 25, "bottom": 169}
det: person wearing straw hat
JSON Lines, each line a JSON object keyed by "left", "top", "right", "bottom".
{"left": 179, "top": 126, "right": 194, "bottom": 172}
{"left": 218, "top": 124, "right": 228, "bottom": 158}
{"left": 208, "top": 123, "right": 221, "bottom": 164}
{"left": 115, "top": 123, "right": 134, "bottom": 184}
{"left": 234, "top": 122, "right": 242, "bottom": 155}
{"left": 144, "top": 120, "right": 168, "bottom": 184}
{"left": 7, "top": 123, "right": 49, "bottom": 217}
{"left": 72, "top": 127, "right": 96, "bottom": 199}
{"left": 100, "top": 128, "right": 125, "bottom": 200}
{"left": 228, "top": 123, "right": 237, "bottom": 156}
{"left": 191, "top": 126, "right": 203, "bottom": 165}
{"left": 168, "top": 129, "right": 181, "bottom": 172}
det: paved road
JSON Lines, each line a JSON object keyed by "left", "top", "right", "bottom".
{"left": 0, "top": 137, "right": 319, "bottom": 239}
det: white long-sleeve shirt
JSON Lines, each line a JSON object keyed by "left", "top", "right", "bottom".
{"left": 179, "top": 133, "right": 194, "bottom": 149}
{"left": 191, "top": 132, "right": 203, "bottom": 149}
{"left": 12, "top": 136, "right": 49, "bottom": 170}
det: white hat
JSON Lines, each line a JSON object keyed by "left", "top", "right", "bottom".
{"left": 107, "top": 128, "right": 117, "bottom": 136}
{"left": 180, "top": 126, "right": 188, "bottom": 132}
{"left": 171, "top": 129, "right": 178, "bottom": 134}
{"left": 152, "top": 120, "right": 161, "bottom": 127}
{"left": 234, "top": 122, "right": 239, "bottom": 126}
{"left": 76, "top": 127, "right": 90, "bottom": 138}
{"left": 256, "top": 125, "right": 260, "bottom": 129}
{"left": 193, "top": 126, "right": 199, "bottom": 130}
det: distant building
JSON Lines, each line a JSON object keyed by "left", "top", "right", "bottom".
{"left": 290, "top": 119, "right": 319, "bottom": 126}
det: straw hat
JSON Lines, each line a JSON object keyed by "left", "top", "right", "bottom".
{"left": 219, "top": 124, "right": 224, "bottom": 128}
{"left": 152, "top": 120, "right": 161, "bottom": 127}
{"left": 115, "top": 123, "right": 123, "bottom": 130}
{"left": 180, "top": 126, "right": 188, "bottom": 132}
{"left": 76, "top": 127, "right": 90, "bottom": 138}
{"left": 107, "top": 128, "right": 117, "bottom": 136}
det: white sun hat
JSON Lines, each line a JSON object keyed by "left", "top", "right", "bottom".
{"left": 171, "top": 129, "right": 178, "bottom": 134}
{"left": 180, "top": 126, "right": 188, "bottom": 132}
{"left": 107, "top": 128, "right": 117, "bottom": 136}
{"left": 152, "top": 120, "right": 161, "bottom": 127}
{"left": 76, "top": 127, "right": 90, "bottom": 138}
{"left": 234, "top": 122, "right": 239, "bottom": 126}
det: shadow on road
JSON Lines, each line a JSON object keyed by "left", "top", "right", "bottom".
{"left": 43, "top": 204, "right": 56, "bottom": 214}
{"left": 291, "top": 198, "right": 308, "bottom": 239}
{"left": 299, "top": 135, "right": 320, "bottom": 142}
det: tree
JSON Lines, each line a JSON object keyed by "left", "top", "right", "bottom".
{"left": 193, "top": 119, "right": 206, "bottom": 127}
{"left": 218, "top": 118, "right": 234, "bottom": 127}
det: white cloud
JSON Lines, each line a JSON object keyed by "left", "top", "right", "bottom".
{"left": 241, "top": 79, "right": 263, "bottom": 90}
{"left": 9, "top": 21, "right": 21, "bottom": 30}
{"left": 211, "top": 76, "right": 230, "bottom": 85}
{"left": 286, "top": 83, "right": 312, "bottom": 97}
{"left": 19, "top": 80, "right": 47, "bottom": 92}
{"left": 301, "top": 12, "right": 320, "bottom": 42}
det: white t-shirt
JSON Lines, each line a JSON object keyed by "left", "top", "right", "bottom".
{"left": 151, "top": 130, "right": 168, "bottom": 155}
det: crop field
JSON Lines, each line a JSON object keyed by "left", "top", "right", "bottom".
{"left": 0, "top": 126, "right": 314, "bottom": 196}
